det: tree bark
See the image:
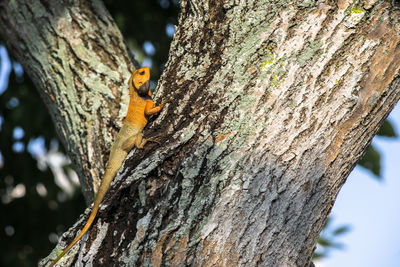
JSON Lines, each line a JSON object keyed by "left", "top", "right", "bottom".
{"left": 2, "top": 0, "right": 400, "bottom": 266}
{"left": 0, "top": 0, "right": 138, "bottom": 203}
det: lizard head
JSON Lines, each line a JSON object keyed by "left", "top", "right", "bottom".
{"left": 129, "top": 66, "right": 151, "bottom": 97}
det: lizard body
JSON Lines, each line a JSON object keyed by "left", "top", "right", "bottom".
{"left": 49, "top": 67, "right": 163, "bottom": 266}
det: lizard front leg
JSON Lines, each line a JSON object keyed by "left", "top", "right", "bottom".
{"left": 144, "top": 100, "right": 164, "bottom": 116}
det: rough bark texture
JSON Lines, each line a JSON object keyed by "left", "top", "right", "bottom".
{"left": 0, "top": 0, "right": 137, "bottom": 203}
{"left": 2, "top": 0, "right": 400, "bottom": 266}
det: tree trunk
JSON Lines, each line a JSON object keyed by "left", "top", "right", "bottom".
{"left": 2, "top": 0, "right": 400, "bottom": 266}
{"left": 0, "top": 0, "right": 138, "bottom": 203}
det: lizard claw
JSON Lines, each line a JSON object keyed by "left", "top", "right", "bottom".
{"left": 146, "top": 137, "right": 161, "bottom": 145}
{"left": 159, "top": 100, "right": 167, "bottom": 108}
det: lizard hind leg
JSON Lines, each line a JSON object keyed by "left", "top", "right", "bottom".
{"left": 121, "top": 135, "right": 138, "bottom": 152}
{"left": 135, "top": 132, "right": 163, "bottom": 149}
{"left": 136, "top": 135, "right": 161, "bottom": 149}
{"left": 121, "top": 132, "right": 160, "bottom": 151}
{"left": 135, "top": 132, "right": 147, "bottom": 149}
{"left": 118, "top": 124, "right": 141, "bottom": 152}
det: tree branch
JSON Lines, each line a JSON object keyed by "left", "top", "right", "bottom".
{"left": 0, "top": 0, "right": 137, "bottom": 203}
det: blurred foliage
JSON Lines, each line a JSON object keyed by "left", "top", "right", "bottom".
{"left": 313, "top": 217, "right": 351, "bottom": 260}
{"left": 103, "top": 0, "right": 179, "bottom": 81}
{"left": 358, "top": 146, "right": 381, "bottom": 178}
{"left": 0, "top": 0, "right": 398, "bottom": 266}
{"left": 0, "top": 1, "right": 179, "bottom": 266}
{"left": 0, "top": 66, "right": 85, "bottom": 267}
{"left": 358, "top": 120, "right": 398, "bottom": 178}
{"left": 377, "top": 120, "right": 397, "bottom": 137}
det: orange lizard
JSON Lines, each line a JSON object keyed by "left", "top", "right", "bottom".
{"left": 49, "top": 66, "right": 164, "bottom": 266}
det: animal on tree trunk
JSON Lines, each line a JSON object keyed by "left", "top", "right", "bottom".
{"left": 49, "top": 67, "right": 164, "bottom": 267}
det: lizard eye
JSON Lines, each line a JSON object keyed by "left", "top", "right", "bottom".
{"left": 140, "top": 71, "right": 145, "bottom": 75}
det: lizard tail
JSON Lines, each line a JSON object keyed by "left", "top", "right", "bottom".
{"left": 48, "top": 159, "right": 120, "bottom": 267}
{"left": 48, "top": 202, "right": 99, "bottom": 267}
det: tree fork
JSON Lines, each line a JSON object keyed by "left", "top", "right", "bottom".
{"left": 0, "top": 0, "right": 137, "bottom": 203}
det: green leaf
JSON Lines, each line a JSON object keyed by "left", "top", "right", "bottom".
{"left": 312, "top": 252, "right": 324, "bottom": 260}
{"left": 318, "top": 237, "right": 342, "bottom": 248}
{"left": 317, "top": 237, "right": 333, "bottom": 247}
{"left": 358, "top": 145, "right": 381, "bottom": 178}
{"left": 332, "top": 225, "right": 351, "bottom": 236}
{"left": 377, "top": 120, "right": 397, "bottom": 138}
